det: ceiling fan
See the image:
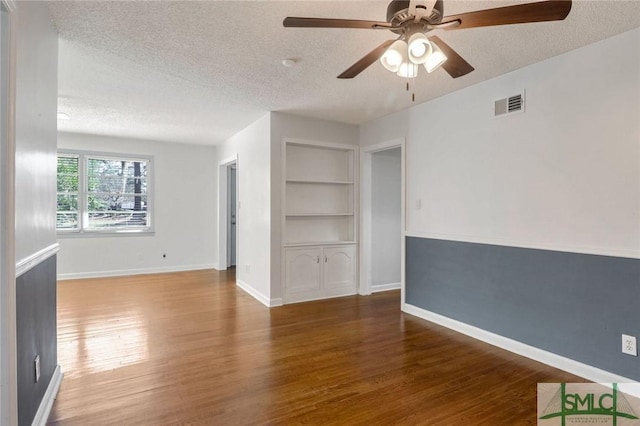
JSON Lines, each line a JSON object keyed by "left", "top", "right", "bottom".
{"left": 283, "top": 0, "right": 572, "bottom": 79}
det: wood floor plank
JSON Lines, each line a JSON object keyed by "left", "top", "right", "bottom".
{"left": 49, "top": 269, "right": 586, "bottom": 425}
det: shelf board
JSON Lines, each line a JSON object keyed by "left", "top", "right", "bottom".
{"left": 285, "top": 241, "right": 356, "bottom": 247}
{"left": 286, "top": 213, "right": 354, "bottom": 217}
{"left": 286, "top": 179, "right": 354, "bottom": 185}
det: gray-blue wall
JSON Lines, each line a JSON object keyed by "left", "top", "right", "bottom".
{"left": 406, "top": 237, "right": 640, "bottom": 381}
{"left": 16, "top": 256, "right": 57, "bottom": 426}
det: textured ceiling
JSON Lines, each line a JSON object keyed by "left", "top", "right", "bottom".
{"left": 49, "top": 1, "right": 640, "bottom": 145}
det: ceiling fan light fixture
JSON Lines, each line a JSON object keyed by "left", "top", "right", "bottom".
{"left": 407, "top": 32, "right": 432, "bottom": 65}
{"left": 380, "top": 40, "right": 407, "bottom": 72}
{"left": 397, "top": 61, "right": 418, "bottom": 79}
{"left": 424, "top": 40, "right": 447, "bottom": 73}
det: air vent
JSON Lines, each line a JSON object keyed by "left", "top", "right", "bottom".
{"left": 494, "top": 92, "right": 525, "bottom": 118}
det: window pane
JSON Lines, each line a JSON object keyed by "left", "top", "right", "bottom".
{"left": 87, "top": 212, "right": 148, "bottom": 229}
{"left": 87, "top": 195, "right": 147, "bottom": 212}
{"left": 85, "top": 157, "right": 150, "bottom": 230}
{"left": 57, "top": 194, "right": 78, "bottom": 211}
{"left": 57, "top": 155, "right": 79, "bottom": 231}
{"left": 87, "top": 159, "right": 147, "bottom": 195}
{"left": 57, "top": 156, "right": 78, "bottom": 174}
{"left": 57, "top": 174, "right": 78, "bottom": 192}
{"left": 56, "top": 212, "right": 78, "bottom": 229}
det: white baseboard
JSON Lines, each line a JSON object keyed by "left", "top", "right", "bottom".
{"left": 236, "top": 279, "right": 282, "bottom": 307}
{"left": 31, "top": 365, "right": 63, "bottom": 426}
{"left": 402, "top": 303, "right": 638, "bottom": 384}
{"left": 57, "top": 264, "right": 217, "bottom": 280}
{"left": 371, "top": 282, "right": 401, "bottom": 293}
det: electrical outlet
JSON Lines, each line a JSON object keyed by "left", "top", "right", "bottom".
{"left": 622, "top": 334, "right": 637, "bottom": 356}
{"left": 34, "top": 355, "right": 40, "bottom": 383}
{"left": 245, "top": 264, "right": 251, "bottom": 272}
{"left": 416, "top": 199, "right": 422, "bottom": 210}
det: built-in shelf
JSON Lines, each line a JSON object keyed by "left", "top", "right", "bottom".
{"left": 286, "top": 213, "right": 354, "bottom": 217}
{"left": 282, "top": 139, "right": 358, "bottom": 304}
{"left": 286, "top": 179, "right": 354, "bottom": 185}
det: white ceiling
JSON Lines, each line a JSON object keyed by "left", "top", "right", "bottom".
{"left": 49, "top": 1, "right": 640, "bottom": 145}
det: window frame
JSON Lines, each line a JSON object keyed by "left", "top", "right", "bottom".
{"left": 57, "top": 149, "right": 154, "bottom": 237}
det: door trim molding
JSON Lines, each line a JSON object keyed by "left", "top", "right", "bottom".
{"left": 359, "top": 138, "right": 406, "bottom": 302}
{"left": 0, "top": 0, "right": 18, "bottom": 423}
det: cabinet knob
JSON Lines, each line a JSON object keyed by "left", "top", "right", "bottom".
{"left": 324, "top": 255, "right": 327, "bottom": 263}
{"left": 316, "top": 256, "right": 320, "bottom": 263}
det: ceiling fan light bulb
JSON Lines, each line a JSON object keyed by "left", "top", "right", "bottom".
{"left": 408, "top": 33, "right": 432, "bottom": 65}
{"left": 383, "top": 50, "right": 402, "bottom": 68}
{"left": 425, "top": 42, "right": 447, "bottom": 73}
{"left": 380, "top": 40, "right": 407, "bottom": 73}
{"left": 397, "top": 61, "right": 418, "bottom": 78}
{"left": 410, "top": 43, "right": 426, "bottom": 58}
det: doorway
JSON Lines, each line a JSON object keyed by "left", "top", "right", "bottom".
{"left": 227, "top": 165, "right": 236, "bottom": 268}
{"left": 360, "top": 139, "right": 405, "bottom": 301}
{"left": 217, "top": 155, "right": 238, "bottom": 271}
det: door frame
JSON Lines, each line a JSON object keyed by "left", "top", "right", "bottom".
{"left": 359, "top": 138, "right": 406, "bottom": 303}
{"left": 217, "top": 155, "right": 238, "bottom": 270}
{"left": 0, "top": 1, "right": 17, "bottom": 423}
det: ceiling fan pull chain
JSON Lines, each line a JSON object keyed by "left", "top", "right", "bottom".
{"left": 412, "top": 78, "right": 416, "bottom": 102}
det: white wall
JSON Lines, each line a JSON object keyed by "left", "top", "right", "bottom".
{"left": 216, "top": 114, "right": 272, "bottom": 303}
{"left": 270, "top": 112, "right": 359, "bottom": 300}
{"left": 359, "top": 109, "right": 408, "bottom": 150}
{"left": 9, "top": 3, "right": 59, "bottom": 424}
{"left": 14, "top": 1, "right": 58, "bottom": 263}
{"left": 360, "top": 28, "right": 640, "bottom": 259}
{"left": 371, "top": 148, "right": 401, "bottom": 287}
{"left": 57, "top": 133, "right": 218, "bottom": 278}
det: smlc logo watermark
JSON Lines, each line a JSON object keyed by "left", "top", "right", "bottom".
{"left": 538, "top": 383, "right": 640, "bottom": 425}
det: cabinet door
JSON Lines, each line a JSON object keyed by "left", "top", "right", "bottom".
{"left": 285, "top": 248, "right": 322, "bottom": 295}
{"left": 323, "top": 246, "right": 356, "bottom": 293}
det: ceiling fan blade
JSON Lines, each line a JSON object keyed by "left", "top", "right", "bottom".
{"left": 441, "top": 0, "right": 572, "bottom": 30}
{"left": 429, "top": 36, "right": 474, "bottom": 79}
{"left": 338, "top": 40, "right": 396, "bottom": 79}
{"left": 283, "top": 17, "right": 392, "bottom": 30}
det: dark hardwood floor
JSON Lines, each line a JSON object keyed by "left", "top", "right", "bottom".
{"left": 49, "top": 269, "right": 584, "bottom": 425}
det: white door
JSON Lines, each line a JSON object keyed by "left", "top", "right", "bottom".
{"left": 323, "top": 246, "right": 356, "bottom": 293}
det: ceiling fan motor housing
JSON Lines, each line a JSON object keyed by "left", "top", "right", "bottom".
{"left": 386, "top": 0, "right": 444, "bottom": 27}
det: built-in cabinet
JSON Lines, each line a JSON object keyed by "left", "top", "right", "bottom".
{"left": 282, "top": 140, "right": 358, "bottom": 304}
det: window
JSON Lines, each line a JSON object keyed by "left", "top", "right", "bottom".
{"left": 57, "top": 151, "right": 153, "bottom": 234}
